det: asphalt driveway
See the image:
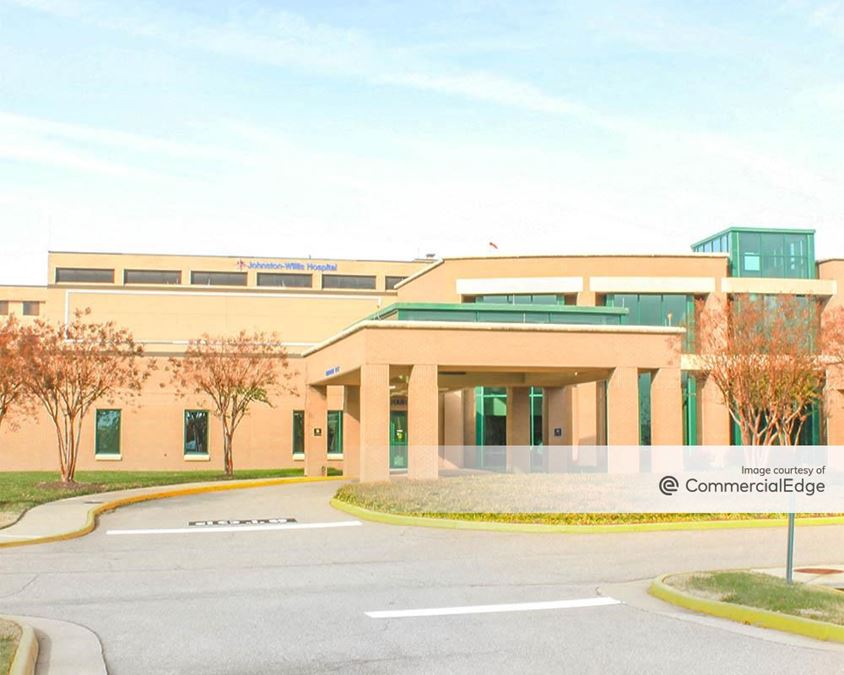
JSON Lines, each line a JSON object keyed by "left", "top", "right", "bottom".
{"left": 1, "top": 481, "right": 843, "bottom": 674}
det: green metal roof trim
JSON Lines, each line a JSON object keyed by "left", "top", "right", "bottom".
{"left": 363, "top": 302, "right": 628, "bottom": 325}
{"left": 691, "top": 226, "right": 816, "bottom": 250}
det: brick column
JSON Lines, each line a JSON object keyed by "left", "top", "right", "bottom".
{"left": 607, "top": 367, "right": 639, "bottom": 445}
{"left": 651, "top": 367, "right": 683, "bottom": 445}
{"left": 506, "top": 387, "right": 531, "bottom": 473}
{"left": 576, "top": 382, "right": 599, "bottom": 445}
{"left": 606, "top": 367, "right": 639, "bottom": 472}
{"left": 462, "top": 388, "right": 478, "bottom": 469}
{"left": 442, "top": 390, "right": 464, "bottom": 469}
{"left": 825, "top": 365, "right": 844, "bottom": 471}
{"left": 359, "top": 364, "right": 391, "bottom": 483}
{"left": 700, "top": 374, "right": 731, "bottom": 445}
{"left": 650, "top": 367, "right": 684, "bottom": 473}
{"left": 343, "top": 386, "right": 361, "bottom": 480}
{"left": 827, "top": 388, "right": 844, "bottom": 470}
{"left": 304, "top": 384, "right": 327, "bottom": 477}
{"left": 543, "top": 386, "right": 569, "bottom": 472}
{"left": 408, "top": 364, "right": 439, "bottom": 480}
{"left": 576, "top": 290, "right": 596, "bottom": 306}
{"left": 595, "top": 381, "right": 607, "bottom": 446}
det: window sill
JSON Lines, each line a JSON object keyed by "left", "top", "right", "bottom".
{"left": 95, "top": 454, "right": 122, "bottom": 461}
{"left": 292, "top": 454, "right": 343, "bottom": 461}
{"left": 184, "top": 454, "right": 211, "bottom": 462}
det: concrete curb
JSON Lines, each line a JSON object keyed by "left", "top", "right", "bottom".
{"left": 0, "top": 476, "right": 344, "bottom": 549}
{"left": 2, "top": 616, "right": 38, "bottom": 675}
{"left": 648, "top": 574, "right": 844, "bottom": 644}
{"left": 329, "top": 499, "right": 844, "bottom": 533}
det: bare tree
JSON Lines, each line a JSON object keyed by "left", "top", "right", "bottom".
{"left": 0, "top": 316, "right": 31, "bottom": 432}
{"left": 21, "top": 309, "right": 151, "bottom": 483}
{"left": 167, "top": 331, "right": 294, "bottom": 476}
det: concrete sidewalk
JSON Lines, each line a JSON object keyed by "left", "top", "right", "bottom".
{"left": 753, "top": 564, "right": 844, "bottom": 589}
{"left": 0, "top": 476, "right": 342, "bottom": 547}
{"left": 25, "top": 616, "right": 106, "bottom": 675}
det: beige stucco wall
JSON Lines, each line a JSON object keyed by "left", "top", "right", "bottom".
{"left": 0, "top": 359, "right": 353, "bottom": 472}
{"left": 1, "top": 252, "right": 428, "bottom": 471}
{"left": 396, "top": 254, "right": 729, "bottom": 304}
{"left": 0, "top": 286, "right": 48, "bottom": 325}
{"left": 48, "top": 251, "right": 426, "bottom": 294}
{"left": 6, "top": 247, "right": 838, "bottom": 474}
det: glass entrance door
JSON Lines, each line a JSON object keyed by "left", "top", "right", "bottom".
{"left": 390, "top": 411, "right": 408, "bottom": 469}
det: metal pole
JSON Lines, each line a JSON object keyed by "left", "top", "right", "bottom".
{"left": 786, "top": 512, "right": 796, "bottom": 584}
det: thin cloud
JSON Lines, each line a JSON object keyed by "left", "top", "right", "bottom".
{"left": 6, "top": 0, "right": 584, "bottom": 119}
{"left": 0, "top": 133, "right": 159, "bottom": 178}
{"left": 5, "top": 0, "right": 844, "bottom": 222}
{"left": 0, "top": 112, "right": 240, "bottom": 161}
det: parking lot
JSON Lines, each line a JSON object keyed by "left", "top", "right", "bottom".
{"left": 2, "top": 481, "right": 844, "bottom": 674}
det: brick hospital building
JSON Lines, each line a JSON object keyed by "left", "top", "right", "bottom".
{"left": 2, "top": 227, "right": 842, "bottom": 482}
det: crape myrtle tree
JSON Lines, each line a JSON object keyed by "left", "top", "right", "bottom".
{"left": 0, "top": 316, "right": 32, "bottom": 433}
{"left": 697, "top": 293, "right": 844, "bottom": 582}
{"left": 167, "top": 331, "right": 295, "bottom": 476}
{"left": 697, "top": 294, "right": 844, "bottom": 450}
{"left": 21, "top": 309, "right": 151, "bottom": 484}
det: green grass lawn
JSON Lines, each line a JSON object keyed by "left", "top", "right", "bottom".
{"left": 0, "top": 619, "right": 21, "bottom": 675}
{"left": 0, "top": 468, "right": 341, "bottom": 527}
{"left": 668, "top": 571, "right": 844, "bottom": 625}
{"left": 335, "top": 477, "right": 839, "bottom": 526}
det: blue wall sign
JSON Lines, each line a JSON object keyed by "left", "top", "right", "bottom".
{"left": 238, "top": 260, "right": 338, "bottom": 272}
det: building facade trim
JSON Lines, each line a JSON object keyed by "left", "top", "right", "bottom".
{"left": 456, "top": 276, "right": 584, "bottom": 295}
{"left": 589, "top": 276, "right": 716, "bottom": 294}
{"left": 720, "top": 278, "right": 836, "bottom": 296}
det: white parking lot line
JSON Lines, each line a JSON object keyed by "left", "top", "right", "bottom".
{"left": 366, "top": 596, "right": 621, "bottom": 619}
{"left": 106, "top": 521, "right": 362, "bottom": 535}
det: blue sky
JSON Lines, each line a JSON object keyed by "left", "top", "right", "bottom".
{"left": 2, "top": 1, "right": 844, "bottom": 284}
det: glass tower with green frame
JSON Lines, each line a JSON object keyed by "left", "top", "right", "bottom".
{"left": 691, "top": 227, "right": 816, "bottom": 279}
{"left": 693, "top": 227, "right": 820, "bottom": 445}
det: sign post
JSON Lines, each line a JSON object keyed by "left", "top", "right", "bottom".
{"left": 786, "top": 511, "right": 796, "bottom": 584}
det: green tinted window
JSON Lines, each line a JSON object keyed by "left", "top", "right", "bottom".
{"left": 662, "top": 295, "right": 687, "bottom": 328}
{"left": 736, "top": 231, "right": 812, "bottom": 279}
{"left": 472, "top": 294, "right": 567, "bottom": 305}
{"left": 605, "top": 293, "right": 694, "bottom": 350}
{"left": 475, "top": 387, "right": 507, "bottom": 451}
{"left": 327, "top": 411, "right": 343, "bottom": 454}
{"left": 184, "top": 410, "right": 209, "bottom": 455}
{"left": 529, "top": 387, "right": 543, "bottom": 446}
{"left": 606, "top": 294, "right": 690, "bottom": 327}
{"left": 610, "top": 294, "right": 637, "bottom": 315}
{"left": 292, "top": 410, "right": 304, "bottom": 455}
{"left": 638, "top": 295, "right": 661, "bottom": 325}
{"left": 638, "top": 373, "right": 652, "bottom": 446}
{"left": 682, "top": 374, "right": 698, "bottom": 446}
{"left": 484, "top": 311, "right": 523, "bottom": 322}
{"left": 528, "top": 294, "right": 559, "bottom": 304}
{"left": 95, "top": 409, "right": 121, "bottom": 455}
